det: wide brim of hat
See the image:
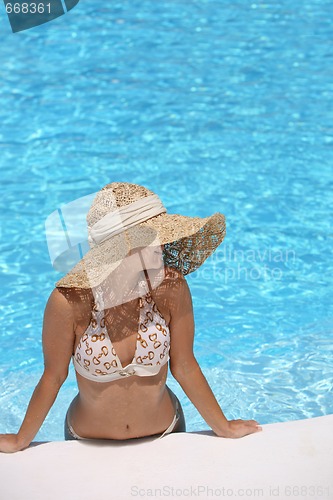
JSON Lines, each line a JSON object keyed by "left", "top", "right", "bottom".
{"left": 55, "top": 211, "right": 226, "bottom": 289}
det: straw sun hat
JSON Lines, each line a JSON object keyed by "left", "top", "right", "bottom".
{"left": 55, "top": 182, "right": 226, "bottom": 289}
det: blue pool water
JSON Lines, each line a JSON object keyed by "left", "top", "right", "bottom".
{"left": 0, "top": 0, "right": 332, "bottom": 441}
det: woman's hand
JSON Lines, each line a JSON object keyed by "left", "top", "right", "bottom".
{"left": 0, "top": 434, "right": 26, "bottom": 453}
{"left": 216, "top": 419, "right": 262, "bottom": 439}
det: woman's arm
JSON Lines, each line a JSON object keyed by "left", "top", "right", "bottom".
{"left": 0, "top": 288, "right": 75, "bottom": 453}
{"left": 168, "top": 276, "right": 262, "bottom": 439}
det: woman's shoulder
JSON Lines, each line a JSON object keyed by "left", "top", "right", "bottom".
{"left": 50, "top": 286, "right": 94, "bottom": 321}
{"left": 163, "top": 266, "right": 185, "bottom": 284}
{"left": 152, "top": 267, "right": 190, "bottom": 304}
{"left": 164, "top": 267, "right": 190, "bottom": 291}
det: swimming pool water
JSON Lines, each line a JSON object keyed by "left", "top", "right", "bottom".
{"left": 0, "top": 0, "right": 332, "bottom": 440}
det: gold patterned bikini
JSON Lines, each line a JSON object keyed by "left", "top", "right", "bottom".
{"left": 73, "top": 289, "right": 170, "bottom": 383}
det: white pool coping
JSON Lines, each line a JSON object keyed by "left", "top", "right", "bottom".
{"left": 1, "top": 415, "right": 332, "bottom": 500}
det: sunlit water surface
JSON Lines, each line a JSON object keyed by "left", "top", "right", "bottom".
{"left": 0, "top": 0, "right": 332, "bottom": 440}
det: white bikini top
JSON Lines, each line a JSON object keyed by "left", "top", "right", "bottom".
{"left": 73, "top": 289, "right": 170, "bottom": 383}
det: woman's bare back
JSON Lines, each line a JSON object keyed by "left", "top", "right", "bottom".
{"left": 60, "top": 274, "right": 178, "bottom": 439}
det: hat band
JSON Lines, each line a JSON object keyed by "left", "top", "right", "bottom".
{"left": 88, "top": 194, "right": 167, "bottom": 246}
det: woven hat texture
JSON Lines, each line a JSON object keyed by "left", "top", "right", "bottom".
{"left": 56, "top": 182, "right": 226, "bottom": 289}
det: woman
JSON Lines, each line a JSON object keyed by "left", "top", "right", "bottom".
{"left": 0, "top": 182, "right": 261, "bottom": 452}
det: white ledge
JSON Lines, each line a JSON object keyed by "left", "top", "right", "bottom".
{"left": 1, "top": 415, "right": 332, "bottom": 500}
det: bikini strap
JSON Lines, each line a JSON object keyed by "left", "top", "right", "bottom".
{"left": 91, "top": 286, "right": 105, "bottom": 318}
